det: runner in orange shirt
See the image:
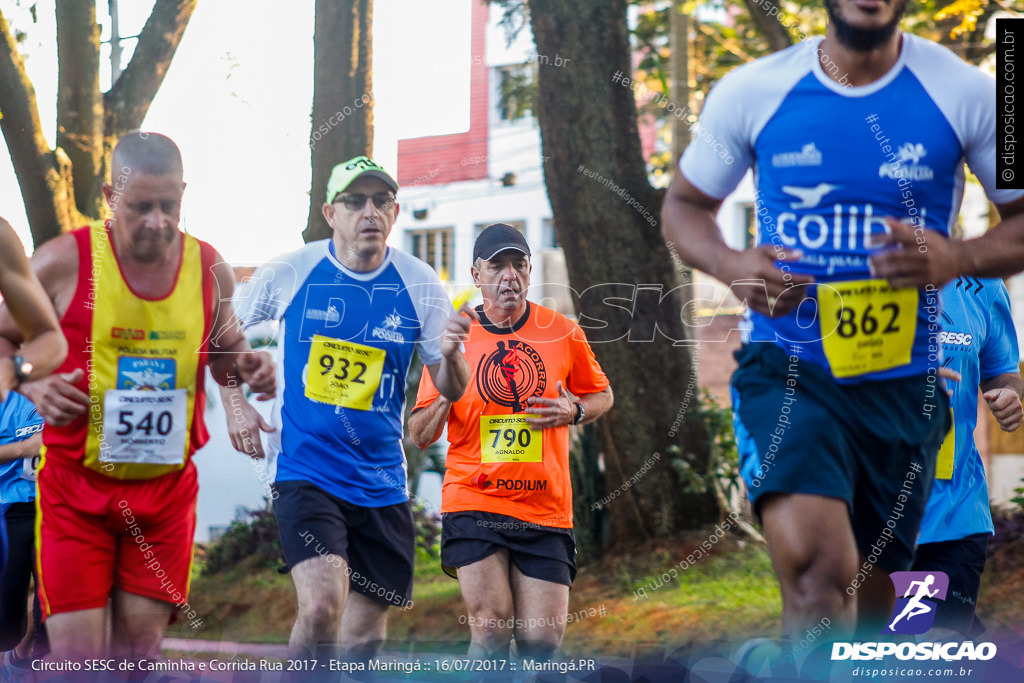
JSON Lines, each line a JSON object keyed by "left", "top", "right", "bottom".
{"left": 410, "top": 224, "right": 612, "bottom": 661}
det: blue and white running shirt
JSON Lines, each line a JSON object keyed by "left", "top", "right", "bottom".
{"left": 918, "top": 278, "right": 1019, "bottom": 544}
{"left": 234, "top": 242, "right": 451, "bottom": 506}
{"left": 681, "top": 34, "right": 1024, "bottom": 381}
{"left": 0, "top": 391, "right": 43, "bottom": 510}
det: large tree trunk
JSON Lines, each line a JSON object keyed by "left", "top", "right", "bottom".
{"left": 742, "top": 0, "right": 792, "bottom": 53}
{"left": 0, "top": 0, "right": 197, "bottom": 247}
{"left": 103, "top": 0, "right": 199, "bottom": 136}
{"left": 0, "top": 11, "right": 82, "bottom": 247}
{"left": 304, "top": 0, "right": 374, "bottom": 243}
{"left": 529, "top": 0, "right": 717, "bottom": 546}
{"left": 56, "top": 0, "right": 104, "bottom": 220}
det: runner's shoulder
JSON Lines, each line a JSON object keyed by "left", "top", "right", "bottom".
{"left": 902, "top": 34, "right": 993, "bottom": 99}
{"left": 29, "top": 230, "right": 80, "bottom": 301}
{"left": 706, "top": 39, "right": 812, "bottom": 101}
{"left": 528, "top": 303, "right": 588, "bottom": 339}
{"left": 389, "top": 247, "right": 444, "bottom": 288}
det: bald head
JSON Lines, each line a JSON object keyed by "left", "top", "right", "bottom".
{"left": 111, "top": 132, "right": 183, "bottom": 181}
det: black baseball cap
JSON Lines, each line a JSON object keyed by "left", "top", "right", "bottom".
{"left": 473, "top": 223, "right": 532, "bottom": 262}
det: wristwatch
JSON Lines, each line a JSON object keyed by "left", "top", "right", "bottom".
{"left": 9, "top": 355, "right": 32, "bottom": 389}
{"left": 572, "top": 401, "right": 585, "bottom": 425}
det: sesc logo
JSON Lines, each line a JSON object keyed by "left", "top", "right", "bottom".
{"left": 884, "top": 571, "right": 948, "bottom": 635}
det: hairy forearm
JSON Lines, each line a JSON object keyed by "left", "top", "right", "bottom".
{"left": 661, "top": 191, "right": 733, "bottom": 278}
{"left": 0, "top": 433, "right": 42, "bottom": 463}
{"left": 208, "top": 338, "right": 251, "bottom": 388}
{"left": 408, "top": 398, "right": 451, "bottom": 449}
{"left": 432, "top": 355, "right": 470, "bottom": 403}
{"left": 578, "top": 388, "right": 614, "bottom": 424}
{"left": 957, "top": 207, "right": 1024, "bottom": 279}
{"left": 981, "top": 371, "right": 1024, "bottom": 400}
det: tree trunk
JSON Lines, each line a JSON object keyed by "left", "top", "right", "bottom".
{"left": 104, "top": 0, "right": 199, "bottom": 136}
{"left": 56, "top": 0, "right": 104, "bottom": 220}
{"left": 669, "top": 0, "right": 690, "bottom": 162}
{"left": 0, "top": 11, "right": 82, "bottom": 247}
{"left": 529, "top": 0, "right": 717, "bottom": 546}
{"left": 304, "top": 0, "right": 374, "bottom": 244}
{"left": 0, "top": 0, "right": 197, "bottom": 247}
{"left": 742, "top": 0, "right": 792, "bottom": 53}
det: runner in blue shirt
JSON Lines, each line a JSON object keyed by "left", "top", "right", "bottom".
{"left": 0, "top": 391, "right": 47, "bottom": 673}
{"left": 224, "top": 156, "right": 472, "bottom": 662}
{"left": 662, "top": 0, "right": 1024, "bottom": 644}
{"left": 913, "top": 277, "right": 1022, "bottom": 637}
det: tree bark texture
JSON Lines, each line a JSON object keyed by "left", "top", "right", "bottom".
{"left": 742, "top": 0, "right": 793, "bottom": 53}
{"left": 304, "top": 0, "right": 374, "bottom": 243}
{"left": 0, "top": 10, "right": 81, "bottom": 247}
{"left": 529, "top": 0, "right": 717, "bottom": 546}
{"left": 56, "top": 0, "right": 104, "bottom": 219}
{"left": 0, "top": 0, "right": 196, "bottom": 247}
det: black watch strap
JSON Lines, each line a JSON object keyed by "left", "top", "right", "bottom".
{"left": 573, "top": 401, "right": 585, "bottom": 425}
{"left": 10, "top": 355, "right": 32, "bottom": 388}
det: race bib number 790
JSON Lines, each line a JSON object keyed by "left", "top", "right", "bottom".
{"left": 480, "top": 415, "right": 542, "bottom": 463}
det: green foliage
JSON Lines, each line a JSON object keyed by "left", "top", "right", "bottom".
{"left": 672, "top": 389, "right": 740, "bottom": 503}
{"left": 202, "top": 503, "right": 281, "bottom": 576}
{"left": 497, "top": 66, "right": 536, "bottom": 121}
{"left": 412, "top": 500, "right": 442, "bottom": 559}
{"left": 570, "top": 422, "right": 605, "bottom": 563}
{"left": 1011, "top": 480, "right": 1024, "bottom": 509}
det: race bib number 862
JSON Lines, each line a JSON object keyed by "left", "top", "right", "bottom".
{"left": 818, "top": 279, "right": 918, "bottom": 378}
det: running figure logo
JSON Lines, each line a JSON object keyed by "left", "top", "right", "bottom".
{"left": 476, "top": 340, "right": 546, "bottom": 412}
{"left": 883, "top": 571, "right": 949, "bottom": 634}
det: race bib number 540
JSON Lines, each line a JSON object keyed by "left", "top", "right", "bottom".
{"left": 305, "top": 335, "right": 385, "bottom": 411}
{"left": 101, "top": 389, "right": 187, "bottom": 465}
{"left": 818, "top": 279, "right": 918, "bottom": 378}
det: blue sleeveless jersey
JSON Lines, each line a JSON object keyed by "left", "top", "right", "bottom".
{"left": 234, "top": 242, "right": 451, "bottom": 506}
{"left": 681, "top": 34, "right": 1024, "bottom": 382}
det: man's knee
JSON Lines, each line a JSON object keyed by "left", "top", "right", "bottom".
{"left": 299, "top": 599, "right": 344, "bottom": 633}
{"left": 468, "top": 606, "right": 514, "bottom": 648}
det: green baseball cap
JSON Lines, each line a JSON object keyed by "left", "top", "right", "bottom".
{"left": 325, "top": 156, "right": 399, "bottom": 203}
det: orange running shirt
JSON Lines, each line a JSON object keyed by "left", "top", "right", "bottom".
{"left": 414, "top": 302, "right": 608, "bottom": 528}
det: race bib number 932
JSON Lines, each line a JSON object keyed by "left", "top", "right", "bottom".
{"left": 305, "top": 335, "right": 386, "bottom": 411}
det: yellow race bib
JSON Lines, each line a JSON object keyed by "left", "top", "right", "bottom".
{"left": 935, "top": 408, "right": 955, "bottom": 480}
{"left": 480, "top": 415, "right": 542, "bottom": 463}
{"left": 305, "top": 335, "right": 386, "bottom": 410}
{"left": 818, "top": 279, "right": 919, "bottom": 378}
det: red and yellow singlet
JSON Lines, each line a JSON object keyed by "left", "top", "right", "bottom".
{"left": 43, "top": 222, "right": 216, "bottom": 480}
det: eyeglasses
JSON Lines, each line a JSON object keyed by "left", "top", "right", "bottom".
{"left": 333, "top": 192, "right": 395, "bottom": 211}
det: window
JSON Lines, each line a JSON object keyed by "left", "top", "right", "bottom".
{"left": 495, "top": 65, "right": 536, "bottom": 122}
{"left": 408, "top": 228, "right": 454, "bottom": 281}
{"left": 541, "top": 218, "right": 558, "bottom": 248}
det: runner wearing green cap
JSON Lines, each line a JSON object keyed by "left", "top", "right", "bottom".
{"left": 224, "top": 156, "right": 474, "bottom": 663}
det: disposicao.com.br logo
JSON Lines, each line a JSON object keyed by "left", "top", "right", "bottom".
{"left": 831, "top": 571, "right": 997, "bottom": 663}
{"left": 885, "top": 570, "right": 949, "bottom": 635}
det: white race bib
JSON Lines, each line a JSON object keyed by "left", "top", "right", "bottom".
{"left": 101, "top": 389, "right": 188, "bottom": 465}
{"left": 20, "top": 455, "right": 40, "bottom": 482}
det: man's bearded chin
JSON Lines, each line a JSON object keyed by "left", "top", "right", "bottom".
{"left": 825, "top": 0, "right": 908, "bottom": 52}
